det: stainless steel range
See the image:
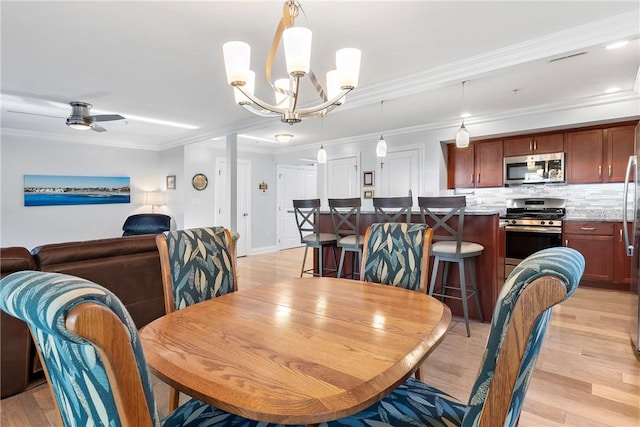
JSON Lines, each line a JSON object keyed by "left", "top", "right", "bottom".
{"left": 502, "top": 198, "right": 566, "bottom": 276}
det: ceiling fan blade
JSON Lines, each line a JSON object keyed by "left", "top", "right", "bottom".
{"left": 91, "top": 114, "right": 125, "bottom": 122}
{"left": 7, "top": 109, "right": 65, "bottom": 119}
{"left": 91, "top": 124, "right": 108, "bottom": 132}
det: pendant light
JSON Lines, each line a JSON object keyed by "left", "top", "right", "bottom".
{"left": 455, "top": 81, "right": 470, "bottom": 148}
{"left": 376, "top": 100, "right": 387, "bottom": 157}
{"left": 317, "top": 114, "right": 327, "bottom": 164}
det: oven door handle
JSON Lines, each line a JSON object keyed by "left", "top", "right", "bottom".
{"left": 504, "top": 226, "right": 562, "bottom": 234}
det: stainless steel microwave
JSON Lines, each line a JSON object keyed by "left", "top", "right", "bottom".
{"left": 503, "top": 152, "right": 565, "bottom": 185}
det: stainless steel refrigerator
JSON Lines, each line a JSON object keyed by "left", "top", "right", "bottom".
{"left": 622, "top": 127, "right": 640, "bottom": 357}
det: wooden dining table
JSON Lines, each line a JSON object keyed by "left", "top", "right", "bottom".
{"left": 139, "top": 277, "right": 452, "bottom": 425}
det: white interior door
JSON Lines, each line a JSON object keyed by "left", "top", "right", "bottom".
{"left": 379, "top": 148, "right": 421, "bottom": 202}
{"left": 216, "top": 159, "right": 251, "bottom": 257}
{"left": 277, "top": 164, "right": 317, "bottom": 250}
{"left": 326, "top": 156, "right": 359, "bottom": 198}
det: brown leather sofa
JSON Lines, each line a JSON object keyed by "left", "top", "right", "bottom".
{"left": 0, "top": 235, "right": 165, "bottom": 398}
{"left": 0, "top": 247, "right": 38, "bottom": 398}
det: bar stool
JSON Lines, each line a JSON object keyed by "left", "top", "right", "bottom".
{"left": 328, "top": 197, "right": 364, "bottom": 279}
{"left": 373, "top": 196, "right": 413, "bottom": 223}
{"left": 418, "top": 195, "right": 484, "bottom": 337}
{"left": 293, "top": 199, "right": 338, "bottom": 277}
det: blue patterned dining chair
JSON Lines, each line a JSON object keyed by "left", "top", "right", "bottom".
{"left": 361, "top": 222, "right": 433, "bottom": 293}
{"left": 360, "top": 222, "right": 434, "bottom": 381}
{"left": 322, "top": 246, "right": 585, "bottom": 427}
{"left": 156, "top": 226, "right": 237, "bottom": 410}
{"left": 0, "top": 271, "right": 259, "bottom": 427}
{"left": 0, "top": 247, "right": 585, "bottom": 427}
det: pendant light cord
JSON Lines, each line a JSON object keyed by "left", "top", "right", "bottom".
{"left": 379, "top": 100, "right": 384, "bottom": 136}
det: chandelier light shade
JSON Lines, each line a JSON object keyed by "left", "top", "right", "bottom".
{"left": 455, "top": 81, "right": 470, "bottom": 148}
{"left": 222, "top": 0, "right": 361, "bottom": 125}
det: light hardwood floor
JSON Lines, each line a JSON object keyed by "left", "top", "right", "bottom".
{"left": 1, "top": 247, "right": 639, "bottom": 426}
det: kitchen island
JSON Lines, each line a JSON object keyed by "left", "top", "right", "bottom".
{"left": 316, "top": 210, "right": 504, "bottom": 321}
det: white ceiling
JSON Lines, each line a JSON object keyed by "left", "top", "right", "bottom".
{"left": 1, "top": 1, "right": 639, "bottom": 153}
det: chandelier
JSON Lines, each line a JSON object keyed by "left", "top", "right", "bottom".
{"left": 222, "top": 0, "right": 362, "bottom": 125}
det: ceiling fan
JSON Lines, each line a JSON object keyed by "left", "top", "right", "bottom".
{"left": 6, "top": 99, "right": 125, "bottom": 132}
{"left": 65, "top": 101, "right": 125, "bottom": 132}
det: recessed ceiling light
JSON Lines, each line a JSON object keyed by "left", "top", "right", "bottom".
{"left": 606, "top": 40, "right": 629, "bottom": 49}
{"left": 460, "top": 112, "right": 471, "bottom": 119}
{"left": 604, "top": 87, "right": 621, "bottom": 93}
{"left": 274, "top": 133, "right": 293, "bottom": 143}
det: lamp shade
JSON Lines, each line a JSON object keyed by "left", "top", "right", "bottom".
{"left": 223, "top": 41, "right": 251, "bottom": 85}
{"left": 283, "top": 27, "right": 312, "bottom": 76}
{"left": 336, "top": 48, "right": 361, "bottom": 89}
{"left": 456, "top": 123, "right": 470, "bottom": 148}
{"left": 317, "top": 145, "right": 327, "bottom": 164}
{"left": 234, "top": 70, "right": 255, "bottom": 105}
{"left": 145, "top": 191, "right": 165, "bottom": 207}
{"left": 376, "top": 136, "right": 387, "bottom": 157}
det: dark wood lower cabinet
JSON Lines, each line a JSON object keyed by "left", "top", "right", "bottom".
{"left": 563, "top": 221, "right": 629, "bottom": 290}
{"left": 317, "top": 212, "right": 502, "bottom": 321}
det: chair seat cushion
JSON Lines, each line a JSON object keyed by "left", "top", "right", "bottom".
{"left": 326, "top": 377, "right": 466, "bottom": 426}
{"left": 303, "top": 233, "right": 337, "bottom": 245}
{"left": 338, "top": 235, "right": 365, "bottom": 247}
{"left": 162, "top": 377, "right": 467, "bottom": 426}
{"left": 432, "top": 241, "right": 484, "bottom": 257}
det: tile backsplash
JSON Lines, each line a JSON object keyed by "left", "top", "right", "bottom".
{"left": 447, "top": 183, "right": 631, "bottom": 220}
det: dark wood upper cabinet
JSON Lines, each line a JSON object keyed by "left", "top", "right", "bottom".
{"left": 565, "top": 124, "right": 635, "bottom": 184}
{"left": 605, "top": 125, "right": 636, "bottom": 183}
{"left": 447, "top": 121, "right": 637, "bottom": 188}
{"left": 447, "top": 143, "right": 475, "bottom": 188}
{"left": 566, "top": 129, "right": 604, "bottom": 184}
{"left": 475, "top": 139, "right": 503, "bottom": 187}
{"left": 503, "top": 133, "right": 564, "bottom": 157}
{"left": 447, "top": 140, "right": 502, "bottom": 189}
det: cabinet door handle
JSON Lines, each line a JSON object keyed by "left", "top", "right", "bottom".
{"left": 534, "top": 140, "right": 537, "bottom": 150}
{"left": 471, "top": 173, "right": 474, "bottom": 184}
{"left": 598, "top": 165, "right": 602, "bottom": 178}
{"left": 565, "top": 239, "right": 569, "bottom": 246}
{"left": 580, "top": 227, "right": 596, "bottom": 231}
{"left": 529, "top": 140, "right": 533, "bottom": 151}
{"left": 477, "top": 173, "right": 480, "bottom": 184}
{"left": 620, "top": 229, "right": 623, "bottom": 242}
{"left": 609, "top": 165, "right": 612, "bottom": 177}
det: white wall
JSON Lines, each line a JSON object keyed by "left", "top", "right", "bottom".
{"left": 0, "top": 132, "right": 173, "bottom": 249}
{"left": 182, "top": 141, "right": 278, "bottom": 252}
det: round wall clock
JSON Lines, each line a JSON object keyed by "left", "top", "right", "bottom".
{"left": 191, "top": 173, "right": 208, "bottom": 191}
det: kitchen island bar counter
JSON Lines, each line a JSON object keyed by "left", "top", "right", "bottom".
{"left": 317, "top": 211, "right": 504, "bottom": 321}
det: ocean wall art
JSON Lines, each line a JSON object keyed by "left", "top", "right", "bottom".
{"left": 24, "top": 174, "right": 131, "bottom": 206}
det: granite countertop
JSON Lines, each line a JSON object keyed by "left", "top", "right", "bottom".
{"left": 318, "top": 208, "right": 503, "bottom": 216}
{"left": 563, "top": 208, "right": 632, "bottom": 222}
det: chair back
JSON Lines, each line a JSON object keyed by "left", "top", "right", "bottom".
{"left": 328, "top": 198, "right": 363, "bottom": 248}
{"left": 0, "top": 271, "right": 159, "bottom": 427}
{"left": 122, "top": 213, "right": 171, "bottom": 236}
{"left": 373, "top": 196, "right": 413, "bottom": 224}
{"left": 462, "top": 247, "right": 585, "bottom": 426}
{"left": 361, "top": 223, "right": 433, "bottom": 292}
{"left": 156, "top": 227, "right": 237, "bottom": 313}
{"left": 418, "top": 196, "right": 466, "bottom": 256}
{"left": 293, "top": 199, "right": 322, "bottom": 244}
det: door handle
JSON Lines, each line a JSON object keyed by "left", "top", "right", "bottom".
{"left": 580, "top": 227, "right": 596, "bottom": 231}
